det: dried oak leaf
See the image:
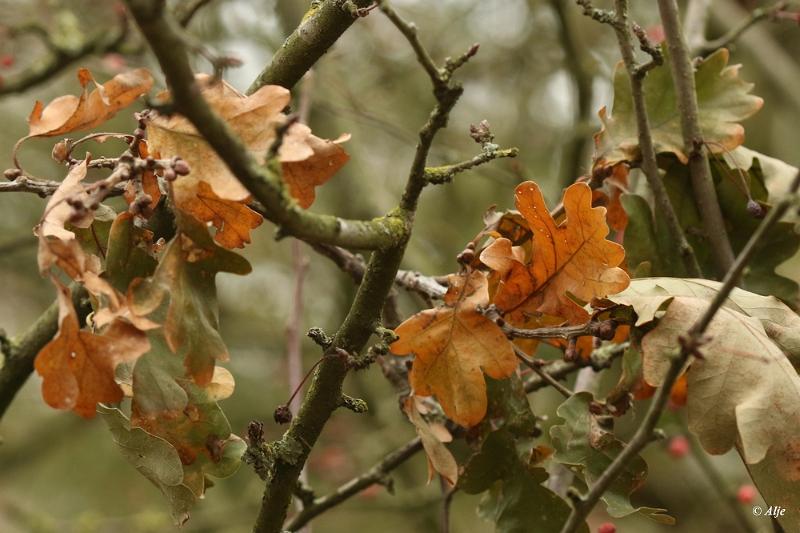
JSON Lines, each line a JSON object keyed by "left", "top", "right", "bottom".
{"left": 27, "top": 68, "right": 153, "bottom": 137}
{"left": 181, "top": 182, "right": 263, "bottom": 249}
{"left": 37, "top": 158, "right": 93, "bottom": 242}
{"left": 146, "top": 77, "right": 348, "bottom": 245}
{"left": 34, "top": 282, "right": 149, "bottom": 418}
{"left": 482, "top": 181, "right": 629, "bottom": 324}
{"left": 391, "top": 271, "right": 517, "bottom": 427}
{"left": 594, "top": 48, "right": 762, "bottom": 169}
{"left": 403, "top": 397, "right": 458, "bottom": 485}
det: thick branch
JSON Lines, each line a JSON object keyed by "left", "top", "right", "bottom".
{"left": 559, "top": 169, "right": 800, "bottom": 533}
{"left": 125, "top": 0, "right": 405, "bottom": 251}
{"left": 0, "top": 285, "right": 90, "bottom": 421}
{"left": 657, "top": 0, "right": 735, "bottom": 277}
{"left": 253, "top": 2, "right": 475, "bottom": 530}
{"left": 247, "top": 0, "right": 373, "bottom": 93}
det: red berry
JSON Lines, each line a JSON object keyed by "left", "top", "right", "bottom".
{"left": 0, "top": 54, "right": 13, "bottom": 68}
{"left": 737, "top": 484, "right": 757, "bottom": 505}
{"left": 668, "top": 435, "right": 690, "bottom": 459}
{"left": 597, "top": 522, "right": 616, "bottom": 533}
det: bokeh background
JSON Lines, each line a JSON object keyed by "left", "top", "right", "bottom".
{"left": 1, "top": 0, "right": 798, "bottom": 531}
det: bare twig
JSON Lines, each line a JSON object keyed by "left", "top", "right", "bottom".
{"left": 424, "top": 147, "right": 518, "bottom": 185}
{"left": 514, "top": 346, "right": 574, "bottom": 399}
{"left": 559, "top": 169, "right": 800, "bottom": 533}
{"left": 578, "top": 0, "right": 702, "bottom": 277}
{"left": 657, "top": 0, "right": 736, "bottom": 277}
{"left": 696, "top": 1, "right": 790, "bottom": 56}
{"left": 284, "top": 438, "right": 423, "bottom": 531}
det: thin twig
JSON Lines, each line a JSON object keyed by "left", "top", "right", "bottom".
{"left": 284, "top": 437, "right": 424, "bottom": 531}
{"left": 514, "top": 346, "right": 574, "bottom": 399}
{"left": 579, "top": 0, "right": 702, "bottom": 277}
{"left": 657, "top": 0, "right": 735, "bottom": 277}
{"left": 696, "top": 1, "right": 790, "bottom": 56}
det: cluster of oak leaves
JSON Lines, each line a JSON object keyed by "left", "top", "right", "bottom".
{"left": 14, "top": 48, "right": 800, "bottom": 529}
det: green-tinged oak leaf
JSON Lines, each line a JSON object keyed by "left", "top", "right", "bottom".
{"left": 461, "top": 430, "right": 587, "bottom": 533}
{"left": 391, "top": 271, "right": 517, "bottom": 427}
{"left": 661, "top": 156, "right": 799, "bottom": 301}
{"left": 98, "top": 405, "right": 195, "bottom": 526}
{"left": 550, "top": 392, "right": 674, "bottom": 523}
{"left": 131, "top": 216, "right": 251, "bottom": 384}
{"left": 595, "top": 48, "right": 762, "bottom": 168}
{"left": 130, "top": 334, "right": 245, "bottom": 501}
{"left": 610, "top": 278, "right": 800, "bottom": 366}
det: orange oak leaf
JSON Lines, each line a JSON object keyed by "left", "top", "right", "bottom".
{"left": 280, "top": 126, "right": 350, "bottom": 208}
{"left": 391, "top": 271, "right": 517, "bottom": 427}
{"left": 180, "top": 182, "right": 263, "bottom": 249}
{"left": 34, "top": 282, "right": 149, "bottom": 418}
{"left": 484, "top": 181, "right": 629, "bottom": 324}
{"left": 27, "top": 68, "right": 153, "bottom": 137}
{"left": 146, "top": 77, "right": 349, "bottom": 226}
{"left": 591, "top": 163, "right": 630, "bottom": 232}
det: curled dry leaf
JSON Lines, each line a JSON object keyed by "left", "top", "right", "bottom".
{"left": 35, "top": 282, "right": 150, "bottom": 418}
{"left": 27, "top": 68, "right": 153, "bottom": 137}
{"left": 482, "top": 181, "right": 629, "bottom": 324}
{"left": 146, "top": 77, "right": 349, "bottom": 246}
{"left": 402, "top": 397, "right": 458, "bottom": 485}
{"left": 391, "top": 271, "right": 517, "bottom": 427}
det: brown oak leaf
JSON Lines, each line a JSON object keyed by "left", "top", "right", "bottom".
{"left": 35, "top": 282, "right": 149, "bottom": 418}
{"left": 27, "top": 68, "right": 153, "bottom": 137}
{"left": 391, "top": 271, "right": 517, "bottom": 427}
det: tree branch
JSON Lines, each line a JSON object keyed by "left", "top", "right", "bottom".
{"left": 247, "top": 0, "right": 374, "bottom": 93}
{"left": 125, "top": 0, "right": 406, "bottom": 251}
{"left": 559, "top": 169, "right": 800, "bottom": 533}
{"left": 0, "top": 14, "right": 131, "bottom": 96}
{"left": 696, "top": 1, "right": 790, "bottom": 56}
{"left": 251, "top": 1, "right": 477, "bottom": 529}
{"left": 657, "top": 0, "right": 735, "bottom": 277}
{"left": 577, "top": 0, "right": 702, "bottom": 277}
{"left": 284, "top": 437, "right": 424, "bottom": 531}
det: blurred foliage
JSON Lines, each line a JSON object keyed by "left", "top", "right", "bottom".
{"left": 0, "top": 0, "right": 797, "bottom": 531}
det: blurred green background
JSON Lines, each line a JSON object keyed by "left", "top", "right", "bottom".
{"left": 1, "top": 0, "right": 798, "bottom": 531}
